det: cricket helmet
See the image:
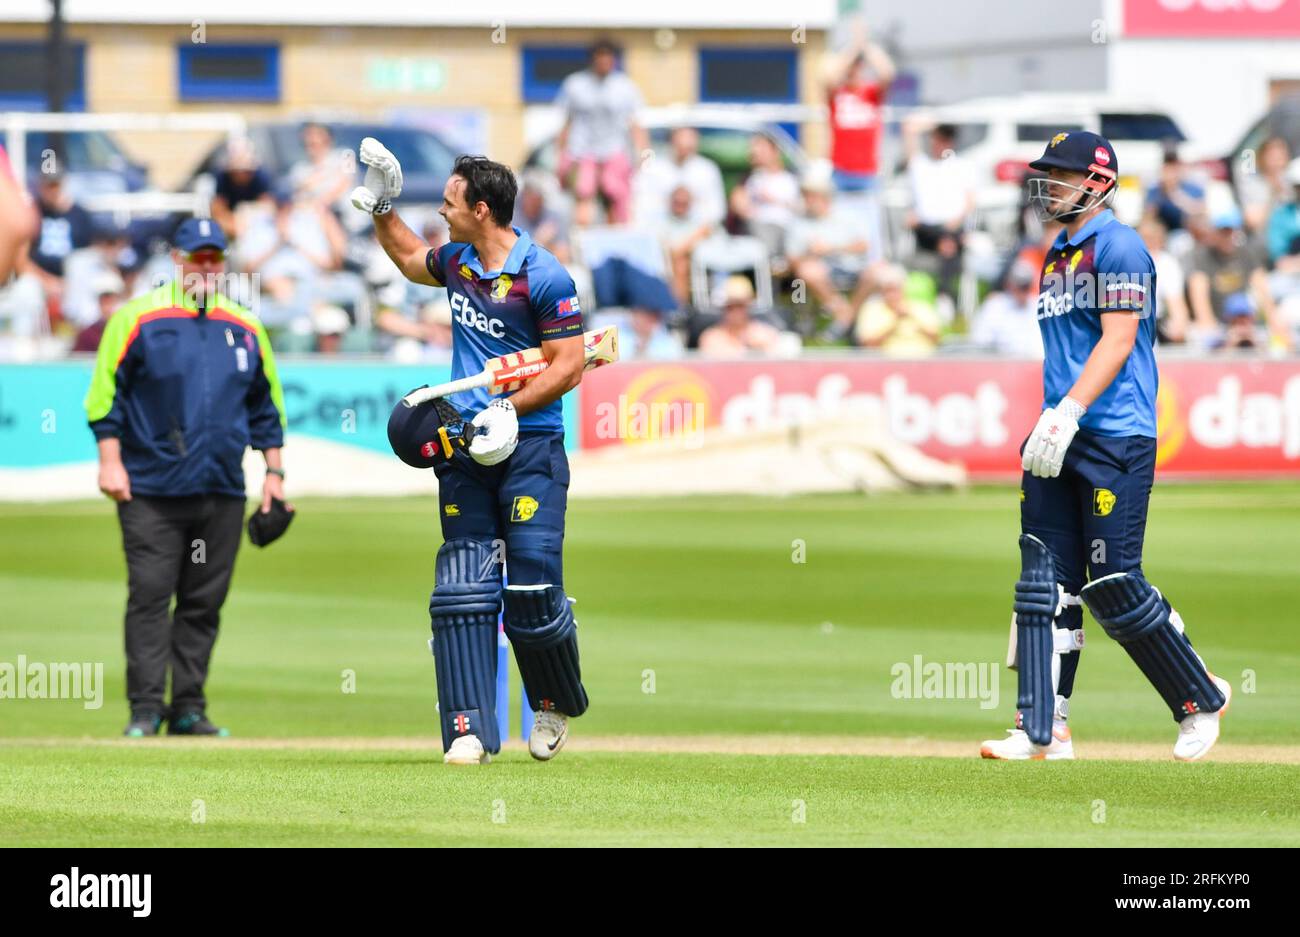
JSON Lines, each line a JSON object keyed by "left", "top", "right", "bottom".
{"left": 1026, "top": 130, "right": 1118, "bottom": 222}
{"left": 387, "top": 393, "right": 475, "bottom": 469}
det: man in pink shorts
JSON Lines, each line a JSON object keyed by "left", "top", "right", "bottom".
{"left": 555, "top": 39, "right": 648, "bottom": 226}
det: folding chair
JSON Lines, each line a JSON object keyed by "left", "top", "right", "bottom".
{"left": 689, "top": 235, "right": 774, "bottom": 311}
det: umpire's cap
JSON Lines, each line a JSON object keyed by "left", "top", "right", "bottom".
{"left": 387, "top": 393, "right": 475, "bottom": 469}
{"left": 173, "top": 217, "right": 227, "bottom": 252}
{"left": 1029, "top": 130, "right": 1118, "bottom": 179}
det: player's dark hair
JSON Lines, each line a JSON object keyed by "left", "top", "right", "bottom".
{"left": 591, "top": 37, "right": 619, "bottom": 58}
{"left": 933, "top": 123, "right": 958, "bottom": 143}
{"left": 452, "top": 155, "right": 517, "bottom": 228}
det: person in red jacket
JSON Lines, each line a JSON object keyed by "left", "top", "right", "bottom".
{"left": 823, "top": 17, "right": 895, "bottom": 198}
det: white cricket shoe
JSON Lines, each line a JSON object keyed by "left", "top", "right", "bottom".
{"left": 980, "top": 722, "right": 1074, "bottom": 760}
{"left": 528, "top": 710, "right": 568, "bottom": 761}
{"left": 444, "top": 734, "right": 490, "bottom": 765}
{"left": 1173, "top": 676, "right": 1232, "bottom": 762}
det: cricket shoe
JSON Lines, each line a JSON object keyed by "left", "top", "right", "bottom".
{"left": 123, "top": 710, "right": 163, "bottom": 737}
{"left": 167, "top": 710, "right": 229, "bottom": 737}
{"left": 444, "top": 734, "right": 490, "bottom": 765}
{"left": 1173, "top": 675, "right": 1232, "bottom": 762}
{"left": 980, "top": 722, "right": 1074, "bottom": 760}
{"left": 528, "top": 710, "right": 568, "bottom": 762}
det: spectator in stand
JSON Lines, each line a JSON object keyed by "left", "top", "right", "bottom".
{"left": 1266, "top": 157, "right": 1300, "bottom": 266}
{"left": 625, "top": 307, "right": 684, "bottom": 361}
{"left": 1220, "top": 292, "right": 1261, "bottom": 350}
{"left": 1240, "top": 136, "right": 1291, "bottom": 240}
{"left": 62, "top": 219, "right": 137, "bottom": 330}
{"left": 969, "top": 260, "right": 1043, "bottom": 358}
{"left": 658, "top": 185, "right": 716, "bottom": 305}
{"left": 1187, "top": 208, "right": 1289, "bottom": 352}
{"left": 512, "top": 171, "right": 571, "bottom": 263}
{"left": 72, "top": 270, "right": 125, "bottom": 354}
{"left": 1265, "top": 157, "right": 1300, "bottom": 343}
{"left": 729, "top": 132, "right": 800, "bottom": 261}
{"left": 237, "top": 189, "right": 354, "bottom": 333}
{"left": 854, "top": 262, "right": 941, "bottom": 356}
{"left": 373, "top": 217, "right": 454, "bottom": 359}
{"left": 211, "top": 137, "right": 274, "bottom": 240}
{"left": 786, "top": 163, "right": 874, "bottom": 342}
{"left": 698, "top": 275, "right": 788, "bottom": 358}
{"left": 288, "top": 123, "right": 353, "bottom": 217}
{"left": 904, "top": 120, "right": 973, "bottom": 310}
{"left": 0, "top": 142, "right": 37, "bottom": 283}
{"left": 1145, "top": 151, "right": 1205, "bottom": 237}
{"left": 821, "top": 15, "right": 893, "bottom": 260}
{"left": 311, "top": 304, "right": 351, "bottom": 354}
{"left": 555, "top": 38, "right": 647, "bottom": 226}
{"left": 1137, "top": 216, "right": 1200, "bottom": 345}
{"left": 636, "top": 127, "right": 727, "bottom": 230}
{"left": 24, "top": 165, "right": 93, "bottom": 311}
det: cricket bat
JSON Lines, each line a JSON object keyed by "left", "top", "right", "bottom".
{"left": 400, "top": 326, "right": 619, "bottom": 408}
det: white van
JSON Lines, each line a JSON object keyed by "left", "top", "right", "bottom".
{"left": 903, "top": 94, "right": 1189, "bottom": 228}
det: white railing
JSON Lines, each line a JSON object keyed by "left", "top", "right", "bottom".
{"left": 3, "top": 111, "right": 244, "bottom": 187}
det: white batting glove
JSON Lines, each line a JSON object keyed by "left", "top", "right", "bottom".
{"left": 350, "top": 137, "right": 403, "bottom": 215}
{"left": 349, "top": 185, "right": 391, "bottom": 215}
{"left": 469, "top": 399, "right": 519, "bottom": 466}
{"left": 1022, "top": 397, "right": 1085, "bottom": 478}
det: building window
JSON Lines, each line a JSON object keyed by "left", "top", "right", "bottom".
{"left": 522, "top": 46, "right": 613, "bottom": 104}
{"left": 0, "top": 42, "right": 86, "bottom": 111}
{"left": 698, "top": 48, "right": 797, "bottom": 104}
{"left": 178, "top": 44, "right": 280, "bottom": 102}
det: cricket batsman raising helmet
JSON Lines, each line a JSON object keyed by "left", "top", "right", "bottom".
{"left": 356, "top": 141, "right": 590, "bottom": 765}
{"left": 980, "top": 131, "right": 1231, "bottom": 762}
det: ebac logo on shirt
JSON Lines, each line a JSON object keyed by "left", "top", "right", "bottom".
{"left": 451, "top": 292, "right": 505, "bottom": 337}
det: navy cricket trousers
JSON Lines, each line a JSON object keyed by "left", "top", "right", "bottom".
{"left": 1019, "top": 430, "right": 1158, "bottom": 697}
{"left": 433, "top": 431, "right": 570, "bottom": 587}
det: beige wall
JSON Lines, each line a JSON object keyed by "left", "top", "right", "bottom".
{"left": 1, "top": 22, "right": 828, "bottom": 188}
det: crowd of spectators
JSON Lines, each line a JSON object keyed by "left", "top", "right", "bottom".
{"left": 3, "top": 27, "right": 1300, "bottom": 362}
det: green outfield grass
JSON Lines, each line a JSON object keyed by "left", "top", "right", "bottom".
{"left": 4, "top": 745, "right": 1298, "bottom": 847}
{"left": 2, "top": 483, "right": 1299, "bottom": 846}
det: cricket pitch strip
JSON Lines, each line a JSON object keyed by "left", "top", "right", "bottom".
{"left": 5, "top": 735, "right": 1299, "bottom": 764}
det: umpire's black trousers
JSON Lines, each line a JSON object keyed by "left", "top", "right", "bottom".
{"left": 117, "top": 495, "right": 244, "bottom": 715}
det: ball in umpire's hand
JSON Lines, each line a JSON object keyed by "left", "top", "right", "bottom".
{"left": 387, "top": 391, "right": 475, "bottom": 468}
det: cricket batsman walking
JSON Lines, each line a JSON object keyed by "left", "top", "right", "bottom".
{"left": 353, "top": 142, "right": 589, "bottom": 765}
{"left": 981, "top": 131, "right": 1230, "bottom": 761}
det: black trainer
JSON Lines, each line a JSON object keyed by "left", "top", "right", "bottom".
{"left": 123, "top": 710, "right": 163, "bottom": 737}
{"left": 167, "top": 710, "right": 230, "bottom": 737}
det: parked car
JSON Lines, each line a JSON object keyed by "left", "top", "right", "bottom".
{"left": 899, "top": 94, "right": 1190, "bottom": 231}
{"left": 918, "top": 94, "right": 1185, "bottom": 183}
{"left": 188, "top": 120, "right": 458, "bottom": 206}
{"left": 9, "top": 129, "right": 149, "bottom": 200}
{"left": 1226, "top": 94, "right": 1300, "bottom": 201}
{"left": 523, "top": 105, "right": 811, "bottom": 195}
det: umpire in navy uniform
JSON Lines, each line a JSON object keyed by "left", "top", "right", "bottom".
{"left": 84, "top": 219, "right": 289, "bottom": 737}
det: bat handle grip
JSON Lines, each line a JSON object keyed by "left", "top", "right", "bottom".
{"left": 401, "top": 387, "right": 434, "bottom": 408}
{"left": 401, "top": 374, "right": 482, "bottom": 407}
